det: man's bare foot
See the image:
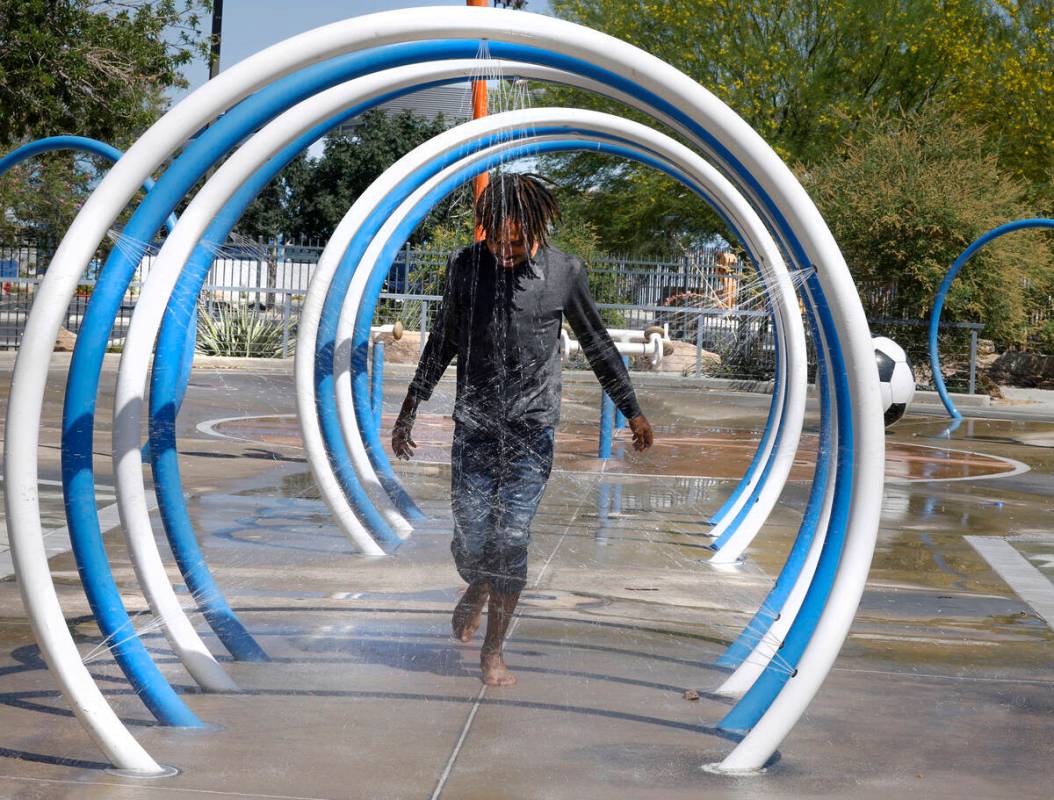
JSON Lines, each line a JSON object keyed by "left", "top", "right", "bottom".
{"left": 481, "top": 650, "right": 517, "bottom": 687}
{"left": 452, "top": 584, "right": 489, "bottom": 643}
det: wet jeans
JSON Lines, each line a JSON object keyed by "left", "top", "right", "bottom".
{"left": 450, "top": 420, "right": 556, "bottom": 595}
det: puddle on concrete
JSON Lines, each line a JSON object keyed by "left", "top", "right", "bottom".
{"left": 211, "top": 414, "right": 1025, "bottom": 482}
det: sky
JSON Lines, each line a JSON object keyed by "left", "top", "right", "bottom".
{"left": 171, "top": 0, "right": 553, "bottom": 105}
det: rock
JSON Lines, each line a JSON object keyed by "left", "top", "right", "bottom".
{"left": 54, "top": 327, "right": 77, "bottom": 352}
{"left": 633, "top": 340, "right": 720, "bottom": 376}
{"left": 372, "top": 330, "right": 424, "bottom": 364}
{"left": 683, "top": 689, "right": 700, "bottom": 701}
{"left": 976, "top": 338, "right": 996, "bottom": 356}
{"left": 988, "top": 351, "right": 1054, "bottom": 389}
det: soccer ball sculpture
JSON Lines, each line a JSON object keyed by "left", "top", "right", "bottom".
{"left": 873, "top": 336, "right": 916, "bottom": 427}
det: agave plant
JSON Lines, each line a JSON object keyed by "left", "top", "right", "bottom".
{"left": 196, "top": 302, "right": 294, "bottom": 358}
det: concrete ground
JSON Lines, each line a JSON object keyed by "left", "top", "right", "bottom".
{"left": 0, "top": 353, "right": 1052, "bottom": 799}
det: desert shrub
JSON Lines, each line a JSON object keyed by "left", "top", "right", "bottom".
{"left": 196, "top": 303, "right": 292, "bottom": 358}
{"left": 802, "top": 108, "right": 1054, "bottom": 349}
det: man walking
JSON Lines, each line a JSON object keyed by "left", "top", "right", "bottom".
{"left": 392, "top": 173, "right": 652, "bottom": 687}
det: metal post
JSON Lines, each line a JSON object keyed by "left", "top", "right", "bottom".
{"left": 372, "top": 339, "right": 385, "bottom": 434}
{"left": 969, "top": 328, "right": 977, "bottom": 395}
{"left": 208, "top": 0, "right": 224, "bottom": 81}
{"left": 614, "top": 354, "right": 629, "bottom": 429}
{"left": 404, "top": 241, "right": 411, "bottom": 292}
{"left": 599, "top": 391, "right": 614, "bottom": 459}
{"left": 696, "top": 312, "right": 703, "bottom": 376}
{"left": 419, "top": 299, "right": 428, "bottom": 358}
{"left": 281, "top": 291, "right": 292, "bottom": 358}
{"left": 468, "top": 0, "right": 489, "bottom": 241}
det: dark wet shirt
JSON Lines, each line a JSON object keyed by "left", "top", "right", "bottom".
{"left": 408, "top": 243, "right": 642, "bottom": 428}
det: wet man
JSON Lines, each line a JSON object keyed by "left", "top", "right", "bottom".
{"left": 392, "top": 173, "right": 653, "bottom": 687}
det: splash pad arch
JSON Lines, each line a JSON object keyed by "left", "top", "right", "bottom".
{"left": 929, "top": 218, "right": 1054, "bottom": 419}
{"left": 2, "top": 6, "right": 883, "bottom": 778}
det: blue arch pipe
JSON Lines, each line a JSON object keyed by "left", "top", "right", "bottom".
{"left": 708, "top": 309, "right": 788, "bottom": 552}
{"left": 930, "top": 218, "right": 1054, "bottom": 419}
{"left": 718, "top": 275, "right": 851, "bottom": 732}
{"left": 296, "top": 49, "right": 848, "bottom": 733}
{"left": 599, "top": 391, "right": 615, "bottom": 458}
{"left": 62, "top": 39, "right": 850, "bottom": 730}
{"left": 300, "top": 41, "right": 855, "bottom": 737}
{"left": 0, "top": 136, "right": 175, "bottom": 234}
{"left": 323, "top": 130, "right": 777, "bottom": 535}
{"left": 59, "top": 43, "right": 526, "bottom": 717}
{"left": 0, "top": 139, "right": 203, "bottom": 727}
{"left": 705, "top": 356, "right": 784, "bottom": 526}
{"left": 715, "top": 300, "right": 832, "bottom": 668}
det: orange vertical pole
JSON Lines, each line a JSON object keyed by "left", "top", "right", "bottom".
{"left": 469, "top": 0, "right": 489, "bottom": 241}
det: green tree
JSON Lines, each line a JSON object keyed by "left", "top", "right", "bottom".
{"left": 287, "top": 109, "right": 457, "bottom": 243}
{"left": 544, "top": 0, "right": 1054, "bottom": 250}
{"left": 235, "top": 153, "right": 312, "bottom": 241}
{"left": 0, "top": 1, "right": 209, "bottom": 238}
{"left": 945, "top": 1, "right": 1054, "bottom": 207}
{"left": 0, "top": 1, "right": 209, "bottom": 147}
{"left": 544, "top": 155, "right": 725, "bottom": 255}
{"left": 802, "top": 107, "right": 1054, "bottom": 348}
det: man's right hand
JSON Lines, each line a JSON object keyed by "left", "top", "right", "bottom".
{"left": 392, "top": 394, "right": 419, "bottom": 460}
{"left": 392, "top": 418, "right": 416, "bottom": 460}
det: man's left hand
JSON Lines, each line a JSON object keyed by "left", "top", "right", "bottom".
{"left": 628, "top": 415, "right": 654, "bottom": 452}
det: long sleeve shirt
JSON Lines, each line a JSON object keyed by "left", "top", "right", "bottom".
{"left": 408, "top": 243, "right": 642, "bottom": 428}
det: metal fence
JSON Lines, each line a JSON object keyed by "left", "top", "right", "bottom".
{"left": 0, "top": 236, "right": 983, "bottom": 390}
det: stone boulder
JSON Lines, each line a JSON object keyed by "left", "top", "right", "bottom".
{"left": 988, "top": 351, "right": 1054, "bottom": 389}
{"left": 372, "top": 330, "right": 424, "bottom": 364}
{"left": 54, "top": 327, "right": 77, "bottom": 352}
{"left": 633, "top": 340, "right": 720, "bottom": 376}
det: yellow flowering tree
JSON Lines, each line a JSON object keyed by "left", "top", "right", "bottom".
{"left": 544, "top": 0, "right": 1054, "bottom": 249}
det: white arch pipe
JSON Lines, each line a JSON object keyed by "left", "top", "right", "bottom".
{"left": 4, "top": 7, "right": 881, "bottom": 772}
{"left": 112, "top": 62, "right": 514, "bottom": 596}
{"left": 117, "top": 56, "right": 723, "bottom": 565}
{"left": 326, "top": 110, "right": 804, "bottom": 557}
{"left": 707, "top": 289, "right": 807, "bottom": 565}
{"left": 716, "top": 298, "right": 838, "bottom": 696}
{"left": 111, "top": 65, "right": 799, "bottom": 696}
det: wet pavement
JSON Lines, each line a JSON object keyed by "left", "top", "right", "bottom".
{"left": 212, "top": 414, "right": 1027, "bottom": 483}
{"left": 0, "top": 355, "right": 1051, "bottom": 799}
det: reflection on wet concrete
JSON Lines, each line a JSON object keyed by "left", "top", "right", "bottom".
{"left": 212, "top": 414, "right": 1026, "bottom": 482}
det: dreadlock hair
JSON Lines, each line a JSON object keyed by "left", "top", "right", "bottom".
{"left": 475, "top": 172, "right": 561, "bottom": 250}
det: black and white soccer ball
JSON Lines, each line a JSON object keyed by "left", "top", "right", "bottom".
{"left": 873, "top": 336, "right": 916, "bottom": 427}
